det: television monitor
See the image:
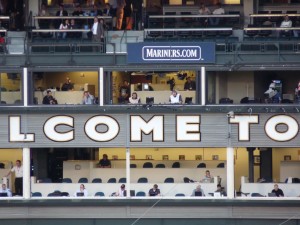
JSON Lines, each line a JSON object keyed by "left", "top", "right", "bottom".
{"left": 130, "top": 190, "right": 135, "bottom": 197}
{"left": 195, "top": 191, "right": 202, "bottom": 197}
{"left": 268, "top": 193, "right": 276, "bottom": 197}
{"left": 0, "top": 192, "right": 8, "bottom": 197}
{"left": 185, "top": 97, "right": 192, "bottom": 104}
{"left": 146, "top": 97, "right": 154, "bottom": 104}
{"left": 76, "top": 192, "right": 84, "bottom": 197}
{"left": 143, "top": 83, "right": 149, "bottom": 91}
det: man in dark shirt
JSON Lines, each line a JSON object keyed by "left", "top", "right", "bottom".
{"left": 271, "top": 184, "right": 284, "bottom": 197}
{"left": 43, "top": 90, "right": 58, "bottom": 105}
{"left": 61, "top": 77, "right": 74, "bottom": 91}
{"left": 118, "top": 80, "right": 130, "bottom": 103}
{"left": 55, "top": 4, "right": 68, "bottom": 29}
{"left": 99, "top": 154, "right": 111, "bottom": 168}
{"left": 149, "top": 184, "right": 160, "bottom": 196}
{"left": 184, "top": 77, "right": 196, "bottom": 90}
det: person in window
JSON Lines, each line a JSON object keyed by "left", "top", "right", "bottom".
{"left": 119, "top": 80, "right": 130, "bottom": 103}
{"left": 116, "top": 0, "right": 126, "bottom": 30}
{"left": 198, "top": 2, "right": 211, "bottom": 26}
{"left": 98, "top": 154, "right": 111, "bottom": 168}
{"left": 149, "top": 184, "right": 160, "bottom": 197}
{"left": 271, "top": 184, "right": 284, "bottom": 197}
{"left": 169, "top": 90, "right": 182, "bottom": 104}
{"left": 43, "top": 90, "right": 58, "bottom": 105}
{"left": 209, "top": 2, "right": 225, "bottom": 26}
{"left": 215, "top": 184, "right": 227, "bottom": 196}
{"left": 0, "top": 183, "right": 12, "bottom": 197}
{"left": 5, "top": 160, "right": 23, "bottom": 196}
{"left": 82, "top": 91, "right": 95, "bottom": 104}
{"left": 279, "top": 15, "right": 292, "bottom": 37}
{"left": 103, "top": 3, "right": 112, "bottom": 16}
{"left": 72, "top": 4, "right": 85, "bottom": 28}
{"left": 61, "top": 77, "right": 74, "bottom": 91}
{"left": 184, "top": 77, "right": 196, "bottom": 90}
{"left": 74, "top": 184, "right": 88, "bottom": 197}
{"left": 55, "top": 4, "right": 68, "bottom": 29}
{"left": 90, "top": 17, "right": 105, "bottom": 51}
{"left": 116, "top": 184, "right": 126, "bottom": 196}
{"left": 58, "top": 19, "right": 70, "bottom": 39}
{"left": 129, "top": 92, "right": 140, "bottom": 104}
{"left": 191, "top": 185, "right": 204, "bottom": 197}
{"left": 90, "top": 4, "right": 103, "bottom": 16}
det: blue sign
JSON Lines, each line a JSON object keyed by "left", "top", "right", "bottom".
{"left": 127, "top": 42, "right": 215, "bottom": 64}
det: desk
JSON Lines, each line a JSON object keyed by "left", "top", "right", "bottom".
{"left": 34, "top": 91, "right": 84, "bottom": 105}
{"left": 249, "top": 14, "right": 300, "bottom": 25}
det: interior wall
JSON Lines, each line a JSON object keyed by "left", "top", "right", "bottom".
{"left": 0, "top": 149, "right": 23, "bottom": 163}
{"left": 0, "top": 73, "right": 22, "bottom": 91}
{"left": 227, "top": 71, "right": 254, "bottom": 104}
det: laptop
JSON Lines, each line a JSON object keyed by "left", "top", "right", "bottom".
{"left": 76, "top": 192, "right": 84, "bottom": 197}
{"left": 130, "top": 190, "right": 135, "bottom": 197}
{"left": 213, "top": 192, "right": 221, "bottom": 197}
{"left": 0, "top": 192, "right": 8, "bottom": 197}
{"left": 195, "top": 191, "right": 202, "bottom": 197}
{"left": 185, "top": 97, "right": 193, "bottom": 104}
{"left": 268, "top": 192, "right": 277, "bottom": 197}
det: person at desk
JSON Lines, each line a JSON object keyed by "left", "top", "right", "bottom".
{"left": 129, "top": 92, "right": 140, "bottom": 104}
{"left": 98, "top": 154, "right": 111, "bottom": 168}
{"left": 119, "top": 80, "right": 130, "bottom": 103}
{"left": 169, "top": 90, "right": 183, "bottom": 104}
{"left": 202, "top": 170, "right": 213, "bottom": 182}
{"left": 209, "top": 2, "right": 225, "bottom": 26}
{"left": 74, "top": 184, "right": 88, "bottom": 197}
{"left": 0, "top": 183, "right": 12, "bottom": 197}
{"left": 68, "top": 19, "right": 81, "bottom": 38}
{"left": 103, "top": 3, "right": 112, "bottom": 16}
{"left": 61, "top": 77, "right": 74, "bottom": 91}
{"left": 90, "top": 4, "right": 103, "bottom": 16}
{"left": 43, "top": 90, "right": 58, "bottom": 105}
{"left": 279, "top": 15, "right": 292, "bottom": 37}
{"left": 58, "top": 19, "right": 70, "bottom": 39}
{"left": 184, "top": 77, "right": 196, "bottom": 91}
{"left": 5, "top": 160, "right": 23, "bottom": 196}
{"left": 149, "top": 184, "right": 161, "bottom": 197}
{"left": 215, "top": 184, "right": 227, "bottom": 196}
{"left": 116, "top": 184, "right": 126, "bottom": 196}
{"left": 191, "top": 185, "right": 205, "bottom": 197}
{"left": 198, "top": 2, "right": 211, "bottom": 26}
{"left": 271, "top": 184, "right": 284, "bottom": 197}
{"left": 82, "top": 91, "right": 95, "bottom": 104}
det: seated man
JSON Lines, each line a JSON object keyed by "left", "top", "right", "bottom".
{"left": 271, "top": 184, "right": 284, "bottom": 197}
{"left": 98, "top": 154, "right": 111, "bottom": 168}
{"left": 209, "top": 3, "right": 225, "bottom": 26}
{"left": 191, "top": 185, "right": 204, "bottom": 196}
{"left": 42, "top": 90, "right": 58, "bottom": 105}
{"left": 82, "top": 91, "right": 95, "bottom": 104}
{"left": 149, "top": 184, "right": 160, "bottom": 196}
{"left": 184, "top": 77, "right": 196, "bottom": 91}
{"left": 279, "top": 15, "right": 292, "bottom": 37}
{"left": 0, "top": 183, "right": 12, "bottom": 197}
{"left": 215, "top": 184, "right": 227, "bottom": 196}
{"left": 61, "top": 77, "right": 74, "bottom": 91}
{"left": 169, "top": 90, "right": 182, "bottom": 104}
{"left": 202, "top": 170, "right": 213, "bottom": 182}
{"left": 118, "top": 80, "right": 130, "bottom": 103}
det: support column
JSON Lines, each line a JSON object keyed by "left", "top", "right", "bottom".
{"left": 201, "top": 66, "right": 206, "bottom": 106}
{"left": 126, "top": 148, "right": 130, "bottom": 197}
{"left": 226, "top": 147, "right": 234, "bottom": 199}
{"left": 23, "top": 67, "right": 28, "bottom": 106}
{"left": 99, "top": 67, "right": 104, "bottom": 106}
{"left": 247, "top": 147, "right": 255, "bottom": 183}
{"left": 23, "top": 148, "right": 30, "bottom": 199}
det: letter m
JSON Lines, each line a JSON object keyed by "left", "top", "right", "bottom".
{"left": 130, "top": 115, "right": 164, "bottom": 142}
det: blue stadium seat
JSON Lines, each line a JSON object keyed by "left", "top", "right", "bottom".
{"left": 137, "top": 177, "right": 148, "bottom": 183}
{"left": 164, "top": 177, "right": 174, "bottom": 183}
{"left": 92, "top": 178, "right": 102, "bottom": 183}
{"left": 175, "top": 193, "right": 185, "bottom": 197}
{"left": 95, "top": 192, "right": 105, "bottom": 197}
{"left": 78, "top": 177, "right": 88, "bottom": 183}
{"left": 136, "top": 191, "right": 146, "bottom": 197}
{"left": 143, "top": 162, "right": 153, "bottom": 168}
{"left": 32, "top": 192, "right": 42, "bottom": 197}
{"left": 119, "top": 177, "right": 126, "bottom": 183}
{"left": 107, "top": 178, "right": 117, "bottom": 183}
{"left": 155, "top": 164, "right": 165, "bottom": 168}
{"left": 62, "top": 178, "right": 72, "bottom": 183}
{"left": 197, "top": 163, "right": 206, "bottom": 168}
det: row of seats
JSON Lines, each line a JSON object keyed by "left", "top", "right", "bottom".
{"left": 62, "top": 177, "right": 177, "bottom": 184}
{"left": 131, "top": 162, "right": 225, "bottom": 168}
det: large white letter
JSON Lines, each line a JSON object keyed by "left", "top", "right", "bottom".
{"left": 131, "top": 116, "right": 164, "bottom": 142}
{"left": 44, "top": 116, "right": 74, "bottom": 142}
{"left": 9, "top": 116, "right": 35, "bottom": 142}
{"left": 229, "top": 115, "right": 259, "bottom": 141}
{"left": 85, "top": 116, "right": 119, "bottom": 142}
{"left": 176, "top": 115, "right": 200, "bottom": 141}
{"left": 265, "top": 115, "right": 298, "bottom": 142}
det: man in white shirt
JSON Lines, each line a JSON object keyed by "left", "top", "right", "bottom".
{"left": 169, "top": 90, "right": 183, "bottom": 104}
{"left": 209, "top": 3, "right": 225, "bottom": 26}
{"left": 6, "top": 160, "right": 23, "bottom": 196}
{"left": 0, "top": 183, "right": 12, "bottom": 197}
{"left": 279, "top": 15, "right": 292, "bottom": 37}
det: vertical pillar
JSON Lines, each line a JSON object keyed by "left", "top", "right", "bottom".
{"left": 247, "top": 147, "right": 255, "bottom": 183}
{"left": 23, "top": 148, "right": 30, "bottom": 199}
{"left": 23, "top": 67, "right": 28, "bottom": 106}
{"left": 244, "top": 0, "right": 255, "bottom": 25}
{"left": 126, "top": 148, "right": 130, "bottom": 197}
{"left": 201, "top": 66, "right": 206, "bottom": 106}
{"left": 99, "top": 67, "right": 104, "bottom": 106}
{"left": 226, "top": 147, "right": 234, "bottom": 199}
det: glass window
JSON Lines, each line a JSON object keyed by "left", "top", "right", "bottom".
{"left": 0, "top": 72, "right": 22, "bottom": 105}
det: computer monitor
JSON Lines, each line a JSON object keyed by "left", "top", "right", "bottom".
{"left": 268, "top": 192, "right": 276, "bottom": 197}
{"left": 130, "top": 190, "right": 135, "bottom": 197}
{"left": 195, "top": 191, "right": 202, "bottom": 197}
{"left": 76, "top": 192, "right": 84, "bottom": 197}
{"left": 149, "top": 192, "right": 157, "bottom": 197}
{"left": 213, "top": 192, "right": 221, "bottom": 197}
{"left": 143, "top": 83, "right": 149, "bottom": 91}
{"left": 146, "top": 97, "right": 154, "bottom": 104}
{"left": 185, "top": 97, "right": 192, "bottom": 104}
{"left": 0, "top": 192, "right": 8, "bottom": 197}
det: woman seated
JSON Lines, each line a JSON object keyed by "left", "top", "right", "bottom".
{"left": 129, "top": 92, "right": 141, "bottom": 104}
